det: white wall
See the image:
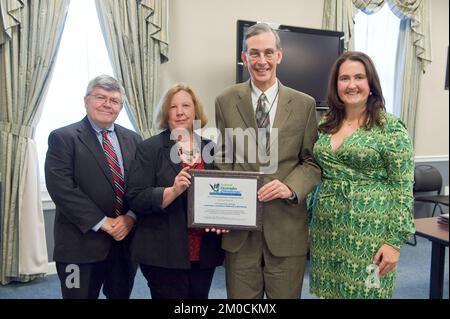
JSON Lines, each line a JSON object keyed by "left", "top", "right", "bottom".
{"left": 160, "top": 0, "right": 323, "bottom": 125}
{"left": 160, "top": 0, "right": 449, "bottom": 157}
{"left": 415, "top": 0, "right": 449, "bottom": 157}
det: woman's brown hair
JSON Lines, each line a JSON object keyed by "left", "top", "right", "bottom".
{"left": 319, "top": 51, "right": 385, "bottom": 134}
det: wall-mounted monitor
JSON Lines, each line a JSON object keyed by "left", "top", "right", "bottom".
{"left": 236, "top": 20, "right": 344, "bottom": 109}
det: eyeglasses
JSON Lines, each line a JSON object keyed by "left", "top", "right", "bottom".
{"left": 247, "top": 49, "right": 277, "bottom": 61}
{"left": 89, "top": 94, "right": 122, "bottom": 107}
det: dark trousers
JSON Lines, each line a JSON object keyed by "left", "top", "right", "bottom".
{"left": 140, "top": 262, "right": 215, "bottom": 299}
{"left": 56, "top": 241, "right": 137, "bottom": 299}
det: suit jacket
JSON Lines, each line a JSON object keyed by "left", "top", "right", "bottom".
{"left": 215, "top": 80, "right": 321, "bottom": 256}
{"left": 45, "top": 116, "right": 142, "bottom": 263}
{"left": 124, "top": 129, "right": 224, "bottom": 269}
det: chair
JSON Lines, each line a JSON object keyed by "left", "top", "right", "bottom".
{"left": 407, "top": 165, "right": 449, "bottom": 247}
{"left": 413, "top": 164, "right": 449, "bottom": 217}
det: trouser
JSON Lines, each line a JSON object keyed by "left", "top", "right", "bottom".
{"left": 225, "top": 231, "right": 306, "bottom": 299}
{"left": 140, "top": 262, "right": 215, "bottom": 299}
{"left": 56, "top": 241, "right": 137, "bottom": 299}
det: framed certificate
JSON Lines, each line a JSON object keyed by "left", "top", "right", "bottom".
{"left": 187, "top": 169, "right": 263, "bottom": 230}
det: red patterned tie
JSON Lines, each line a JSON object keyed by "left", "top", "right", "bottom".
{"left": 102, "top": 130, "right": 125, "bottom": 215}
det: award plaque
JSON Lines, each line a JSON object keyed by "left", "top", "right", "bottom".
{"left": 187, "top": 169, "right": 263, "bottom": 230}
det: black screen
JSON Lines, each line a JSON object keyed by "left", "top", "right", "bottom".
{"left": 236, "top": 21, "right": 344, "bottom": 108}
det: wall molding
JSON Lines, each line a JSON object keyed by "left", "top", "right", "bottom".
{"left": 43, "top": 200, "right": 56, "bottom": 211}
{"left": 47, "top": 262, "right": 57, "bottom": 275}
{"left": 415, "top": 155, "right": 449, "bottom": 163}
{"left": 42, "top": 190, "right": 55, "bottom": 210}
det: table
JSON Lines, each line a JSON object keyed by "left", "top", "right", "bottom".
{"left": 414, "top": 217, "right": 449, "bottom": 299}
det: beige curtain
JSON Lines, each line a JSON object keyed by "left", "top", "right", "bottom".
{"left": 390, "top": 0, "right": 431, "bottom": 141}
{"left": 0, "top": 0, "right": 70, "bottom": 284}
{"left": 322, "top": 0, "right": 432, "bottom": 142}
{"left": 322, "top": 0, "right": 357, "bottom": 50}
{"left": 95, "top": 0, "right": 169, "bottom": 139}
{"left": 353, "top": 0, "right": 385, "bottom": 13}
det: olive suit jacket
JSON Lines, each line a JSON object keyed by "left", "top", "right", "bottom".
{"left": 215, "top": 80, "right": 321, "bottom": 257}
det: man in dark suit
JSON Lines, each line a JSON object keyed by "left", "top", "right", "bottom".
{"left": 215, "top": 23, "right": 321, "bottom": 299}
{"left": 45, "top": 75, "right": 142, "bottom": 299}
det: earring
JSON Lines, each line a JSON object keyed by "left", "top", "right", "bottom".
{"left": 369, "top": 91, "right": 373, "bottom": 95}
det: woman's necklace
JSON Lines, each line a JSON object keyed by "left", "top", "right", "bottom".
{"left": 343, "top": 119, "right": 358, "bottom": 127}
{"left": 343, "top": 113, "right": 366, "bottom": 127}
{"left": 177, "top": 143, "right": 200, "bottom": 164}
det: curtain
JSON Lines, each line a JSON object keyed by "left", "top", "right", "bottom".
{"left": 95, "top": 0, "right": 169, "bottom": 140}
{"left": 353, "top": 0, "right": 385, "bottom": 13}
{"left": 322, "top": 0, "right": 357, "bottom": 50}
{"left": 322, "top": 0, "right": 432, "bottom": 143}
{"left": 390, "top": 0, "right": 431, "bottom": 141}
{"left": 0, "top": 0, "right": 70, "bottom": 284}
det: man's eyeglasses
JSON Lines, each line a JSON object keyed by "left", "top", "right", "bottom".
{"left": 90, "top": 94, "right": 122, "bottom": 107}
{"left": 247, "top": 49, "right": 277, "bottom": 61}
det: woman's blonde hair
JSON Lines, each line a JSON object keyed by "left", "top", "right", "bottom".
{"left": 155, "top": 83, "right": 208, "bottom": 130}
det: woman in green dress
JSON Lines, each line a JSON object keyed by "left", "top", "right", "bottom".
{"left": 309, "top": 51, "right": 416, "bottom": 299}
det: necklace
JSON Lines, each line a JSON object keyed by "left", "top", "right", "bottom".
{"left": 343, "top": 115, "right": 365, "bottom": 127}
{"left": 344, "top": 120, "right": 357, "bottom": 126}
{"left": 177, "top": 144, "right": 200, "bottom": 164}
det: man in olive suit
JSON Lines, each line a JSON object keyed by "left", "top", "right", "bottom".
{"left": 215, "top": 23, "right": 321, "bottom": 299}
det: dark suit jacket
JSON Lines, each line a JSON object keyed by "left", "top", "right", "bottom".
{"left": 215, "top": 80, "right": 321, "bottom": 257}
{"left": 125, "top": 129, "right": 224, "bottom": 269}
{"left": 45, "top": 116, "right": 142, "bottom": 263}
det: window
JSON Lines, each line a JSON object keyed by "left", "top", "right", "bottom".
{"left": 354, "top": 5, "right": 401, "bottom": 115}
{"left": 35, "top": 0, "right": 135, "bottom": 194}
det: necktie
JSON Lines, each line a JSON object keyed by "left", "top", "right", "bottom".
{"left": 102, "top": 130, "right": 125, "bottom": 215}
{"left": 255, "top": 93, "right": 270, "bottom": 149}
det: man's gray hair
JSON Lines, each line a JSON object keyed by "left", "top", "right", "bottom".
{"left": 242, "top": 22, "right": 281, "bottom": 52}
{"left": 85, "top": 75, "right": 125, "bottom": 101}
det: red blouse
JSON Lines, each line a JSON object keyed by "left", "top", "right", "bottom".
{"left": 182, "top": 159, "right": 204, "bottom": 262}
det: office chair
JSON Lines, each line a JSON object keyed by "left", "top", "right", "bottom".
{"left": 413, "top": 164, "right": 449, "bottom": 217}
{"left": 407, "top": 165, "right": 449, "bottom": 246}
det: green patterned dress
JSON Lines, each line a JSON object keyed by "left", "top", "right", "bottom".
{"left": 309, "top": 112, "right": 416, "bottom": 299}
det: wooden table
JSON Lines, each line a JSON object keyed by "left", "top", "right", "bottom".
{"left": 414, "top": 217, "right": 449, "bottom": 299}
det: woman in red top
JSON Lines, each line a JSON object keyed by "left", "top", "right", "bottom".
{"left": 125, "top": 84, "right": 225, "bottom": 299}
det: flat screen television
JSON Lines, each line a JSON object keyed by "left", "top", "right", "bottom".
{"left": 236, "top": 20, "right": 344, "bottom": 109}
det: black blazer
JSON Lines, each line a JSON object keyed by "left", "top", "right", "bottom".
{"left": 125, "top": 129, "right": 224, "bottom": 269}
{"left": 45, "top": 116, "right": 142, "bottom": 263}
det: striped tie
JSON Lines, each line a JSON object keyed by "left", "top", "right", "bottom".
{"left": 256, "top": 93, "right": 270, "bottom": 150}
{"left": 102, "top": 130, "right": 125, "bottom": 215}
